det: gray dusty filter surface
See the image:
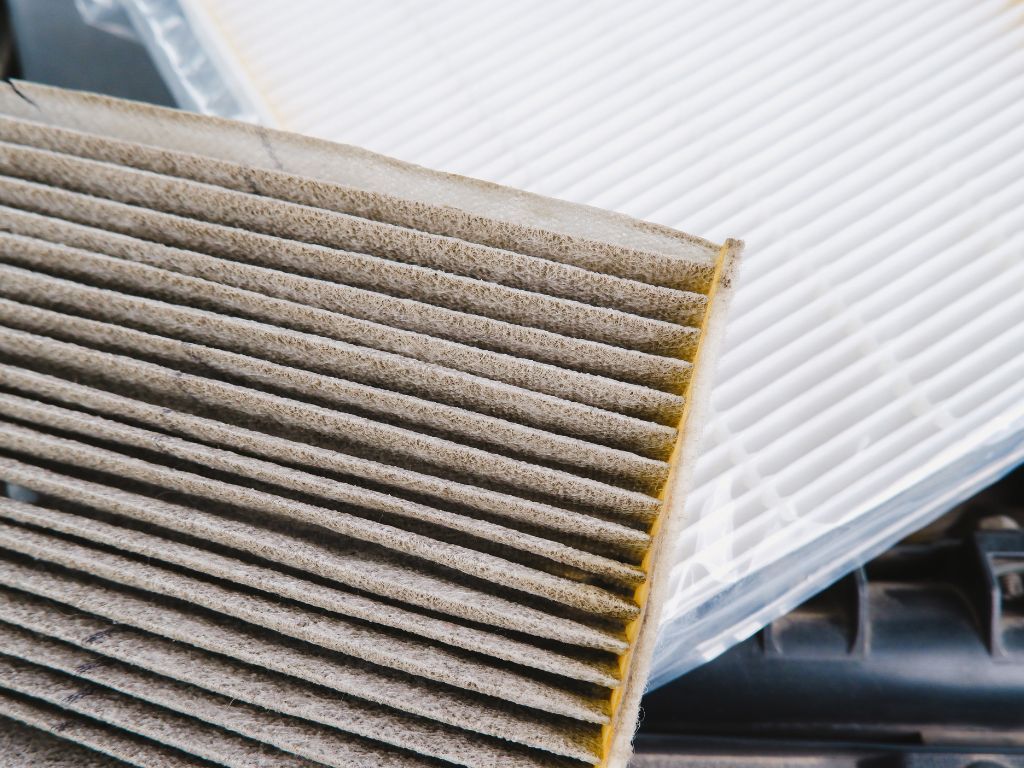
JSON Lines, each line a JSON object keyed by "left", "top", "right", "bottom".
{"left": 0, "top": 80, "right": 741, "bottom": 768}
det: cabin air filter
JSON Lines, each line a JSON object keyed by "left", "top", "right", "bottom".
{"left": 113, "top": 0, "right": 1024, "bottom": 692}
{"left": 0, "top": 81, "right": 741, "bottom": 768}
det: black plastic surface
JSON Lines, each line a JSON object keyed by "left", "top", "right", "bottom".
{"left": 635, "top": 469, "right": 1024, "bottom": 766}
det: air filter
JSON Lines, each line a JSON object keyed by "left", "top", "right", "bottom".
{"left": 0, "top": 81, "right": 741, "bottom": 767}
{"left": 124, "top": 0, "right": 1024, "bottom": 689}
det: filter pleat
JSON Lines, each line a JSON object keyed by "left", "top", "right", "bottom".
{"left": 0, "top": 688, "right": 207, "bottom": 768}
{"left": 0, "top": 176, "right": 692, "bottom": 387}
{"left": 0, "top": 601, "right": 573, "bottom": 768}
{"left": 0, "top": 219, "right": 683, "bottom": 415}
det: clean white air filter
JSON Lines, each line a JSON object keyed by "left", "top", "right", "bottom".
{"left": 93, "top": 0, "right": 1024, "bottom": 686}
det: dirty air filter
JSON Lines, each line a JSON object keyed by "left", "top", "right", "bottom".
{"left": 0, "top": 81, "right": 740, "bottom": 767}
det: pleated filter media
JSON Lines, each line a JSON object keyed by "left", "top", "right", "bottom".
{"left": 0, "top": 81, "right": 741, "bottom": 767}
{"left": 123, "top": 0, "right": 1024, "bottom": 688}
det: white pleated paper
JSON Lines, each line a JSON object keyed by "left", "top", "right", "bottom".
{"left": 112, "top": 0, "right": 1024, "bottom": 685}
